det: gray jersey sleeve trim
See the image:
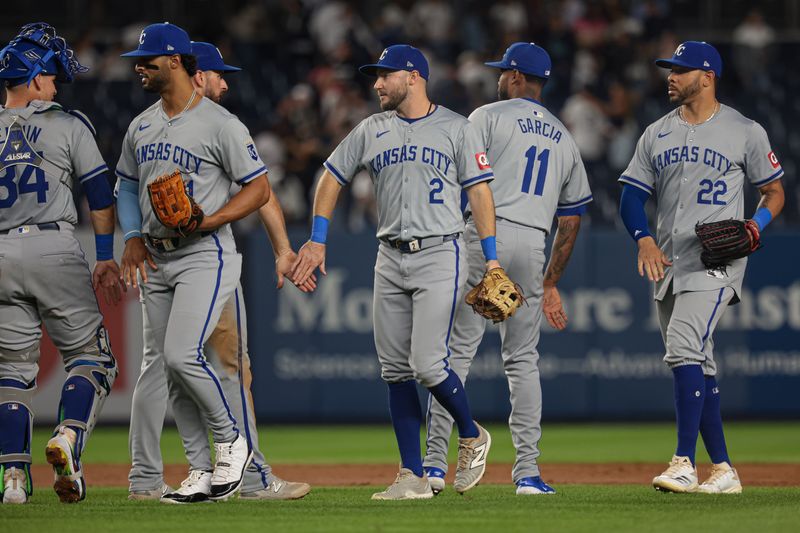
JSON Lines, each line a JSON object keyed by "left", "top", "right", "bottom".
{"left": 324, "top": 161, "right": 349, "bottom": 186}
{"left": 237, "top": 165, "right": 267, "bottom": 184}
{"left": 619, "top": 175, "right": 654, "bottom": 194}
{"left": 752, "top": 168, "right": 784, "bottom": 187}
{"left": 462, "top": 172, "right": 494, "bottom": 187}
{"left": 78, "top": 164, "right": 108, "bottom": 183}
{"left": 557, "top": 194, "right": 593, "bottom": 208}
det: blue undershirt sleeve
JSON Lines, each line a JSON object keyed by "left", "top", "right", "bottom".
{"left": 116, "top": 178, "right": 143, "bottom": 241}
{"left": 619, "top": 184, "right": 652, "bottom": 241}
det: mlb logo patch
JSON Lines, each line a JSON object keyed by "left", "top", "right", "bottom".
{"left": 768, "top": 151, "right": 780, "bottom": 169}
{"left": 247, "top": 143, "right": 258, "bottom": 161}
{"left": 475, "top": 152, "right": 490, "bottom": 170}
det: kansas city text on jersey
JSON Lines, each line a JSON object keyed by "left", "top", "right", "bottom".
{"left": 136, "top": 141, "right": 202, "bottom": 174}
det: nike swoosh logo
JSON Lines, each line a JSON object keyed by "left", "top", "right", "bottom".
{"left": 376, "top": 130, "right": 390, "bottom": 138}
{"left": 138, "top": 123, "right": 150, "bottom": 131}
{"left": 657, "top": 131, "right": 671, "bottom": 138}
{"left": 634, "top": 230, "right": 642, "bottom": 237}
{"left": 272, "top": 482, "right": 283, "bottom": 493}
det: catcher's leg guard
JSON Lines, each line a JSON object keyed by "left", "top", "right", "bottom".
{"left": 57, "top": 326, "right": 118, "bottom": 449}
{"left": 0, "top": 379, "right": 35, "bottom": 500}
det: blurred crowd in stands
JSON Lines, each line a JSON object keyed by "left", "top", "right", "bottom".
{"left": 9, "top": 0, "right": 798, "bottom": 231}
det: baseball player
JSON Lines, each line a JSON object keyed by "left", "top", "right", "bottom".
{"left": 292, "top": 45, "right": 499, "bottom": 500}
{"left": 121, "top": 40, "right": 311, "bottom": 503}
{"left": 115, "top": 22, "right": 271, "bottom": 501}
{"left": 619, "top": 41, "right": 785, "bottom": 494}
{"left": 424, "top": 43, "right": 592, "bottom": 496}
{"left": 0, "top": 23, "right": 123, "bottom": 504}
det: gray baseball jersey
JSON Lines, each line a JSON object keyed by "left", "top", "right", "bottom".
{"left": 0, "top": 101, "right": 107, "bottom": 230}
{"left": 118, "top": 96, "right": 266, "bottom": 448}
{"left": 324, "top": 105, "right": 493, "bottom": 240}
{"left": 425, "top": 98, "right": 591, "bottom": 483}
{"left": 619, "top": 104, "right": 783, "bottom": 301}
{"left": 465, "top": 98, "right": 592, "bottom": 231}
{"left": 116, "top": 97, "right": 266, "bottom": 238}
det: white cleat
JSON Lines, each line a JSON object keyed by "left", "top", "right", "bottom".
{"left": 454, "top": 422, "right": 491, "bottom": 494}
{"left": 128, "top": 483, "right": 172, "bottom": 501}
{"left": 2, "top": 467, "right": 29, "bottom": 504}
{"left": 371, "top": 468, "right": 434, "bottom": 500}
{"left": 45, "top": 427, "right": 85, "bottom": 503}
{"left": 653, "top": 455, "right": 698, "bottom": 493}
{"left": 161, "top": 470, "right": 213, "bottom": 504}
{"left": 209, "top": 434, "right": 252, "bottom": 501}
{"left": 698, "top": 462, "right": 743, "bottom": 494}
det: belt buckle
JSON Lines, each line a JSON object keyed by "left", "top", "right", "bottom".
{"left": 407, "top": 239, "right": 420, "bottom": 252}
{"left": 17, "top": 226, "right": 31, "bottom": 234}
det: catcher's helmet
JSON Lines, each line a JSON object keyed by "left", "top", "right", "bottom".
{"left": 0, "top": 23, "right": 88, "bottom": 87}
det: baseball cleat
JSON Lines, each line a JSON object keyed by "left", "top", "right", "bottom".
{"left": 454, "top": 422, "right": 491, "bottom": 494}
{"left": 128, "top": 483, "right": 172, "bottom": 501}
{"left": 45, "top": 427, "right": 86, "bottom": 503}
{"left": 161, "top": 470, "right": 213, "bottom": 504}
{"left": 209, "top": 434, "right": 252, "bottom": 501}
{"left": 2, "top": 466, "right": 30, "bottom": 504}
{"left": 516, "top": 476, "right": 556, "bottom": 495}
{"left": 371, "top": 468, "right": 434, "bottom": 500}
{"left": 239, "top": 475, "right": 311, "bottom": 500}
{"left": 652, "top": 455, "right": 698, "bottom": 493}
{"left": 424, "top": 467, "right": 446, "bottom": 495}
{"left": 697, "top": 462, "right": 742, "bottom": 494}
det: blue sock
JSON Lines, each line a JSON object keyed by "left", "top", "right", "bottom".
{"left": 387, "top": 380, "right": 423, "bottom": 477}
{"left": 427, "top": 370, "right": 478, "bottom": 438}
{"left": 699, "top": 376, "right": 731, "bottom": 465}
{"left": 0, "top": 379, "right": 32, "bottom": 470}
{"left": 672, "top": 365, "right": 705, "bottom": 463}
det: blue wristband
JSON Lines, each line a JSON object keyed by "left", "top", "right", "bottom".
{"left": 95, "top": 233, "right": 114, "bottom": 261}
{"left": 752, "top": 207, "right": 773, "bottom": 231}
{"left": 480, "top": 236, "right": 498, "bottom": 261}
{"left": 310, "top": 215, "right": 329, "bottom": 244}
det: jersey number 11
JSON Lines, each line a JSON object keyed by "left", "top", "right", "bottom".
{"left": 521, "top": 145, "right": 550, "bottom": 196}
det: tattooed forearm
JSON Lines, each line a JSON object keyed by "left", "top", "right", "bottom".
{"left": 756, "top": 179, "right": 785, "bottom": 218}
{"left": 544, "top": 215, "right": 581, "bottom": 286}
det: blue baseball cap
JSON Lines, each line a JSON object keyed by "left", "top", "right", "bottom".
{"left": 655, "top": 41, "right": 722, "bottom": 78}
{"left": 121, "top": 22, "right": 192, "bottom": 57}
{"left": 359, "top": 45, "right": 429, "bottom": 80}
{"left": 191, "top": 42, "right": 240, "bottom": 73}
{"left": 485, "top": 42, "right": 552, "bottom": 79}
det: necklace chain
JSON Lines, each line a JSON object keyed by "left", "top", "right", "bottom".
{"left": 680, "top": 100, "right": 719, "bottom": 126}
{"left": 162, "top": 89, "right": 197, "bottom": 118}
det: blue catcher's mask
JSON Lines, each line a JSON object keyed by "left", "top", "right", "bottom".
{"left": 0, "top": 22, "right": 88, "bottom": 87}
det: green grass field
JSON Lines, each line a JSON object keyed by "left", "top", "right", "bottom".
{"left": 8, "top": 422, "right": 800, "bottom": 532}
{"left": 29, "top": 421, "right": 800, "bottom": 465}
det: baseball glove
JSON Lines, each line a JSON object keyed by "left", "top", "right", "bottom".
{"left": 147, "top": 170, "right": 204, "bottom": 237}
{"left": 465, "top": 267, "right": 524, "bottom": 323}
{"left": 694, "top": 219, "right": 761, "bottom": 270}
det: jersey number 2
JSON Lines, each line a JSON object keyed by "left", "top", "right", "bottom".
{"left": 0, "top": 166, "right": 49, "bottom": 208}
{"left": 429, "top": 178, "right": 444, "bottom": 204}
{"left": 521, "top": 145, "right": 550, "bottom": 196}
{"left": 697, "top": 178, "right": 727, "bottom": 205}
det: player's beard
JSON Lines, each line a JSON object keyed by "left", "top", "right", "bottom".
{"left": 378, "top": 85, "right": 408, "bottom": 111}
{"left": 142, "top": 70, "right": 168, "bottom": 94}
{"left": 670, "top": 77, "right": 702, "bottom": 105}
{"left": 498, "top": 78, "right": 510, "bottom": 101}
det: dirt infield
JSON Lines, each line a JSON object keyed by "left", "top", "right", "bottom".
{"left": 31, "top": 463, "right": 800, "bottom": 488}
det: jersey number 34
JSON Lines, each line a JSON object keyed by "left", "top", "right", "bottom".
{"left": 0, "top": 166, "right": 49, "bottom": 208}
